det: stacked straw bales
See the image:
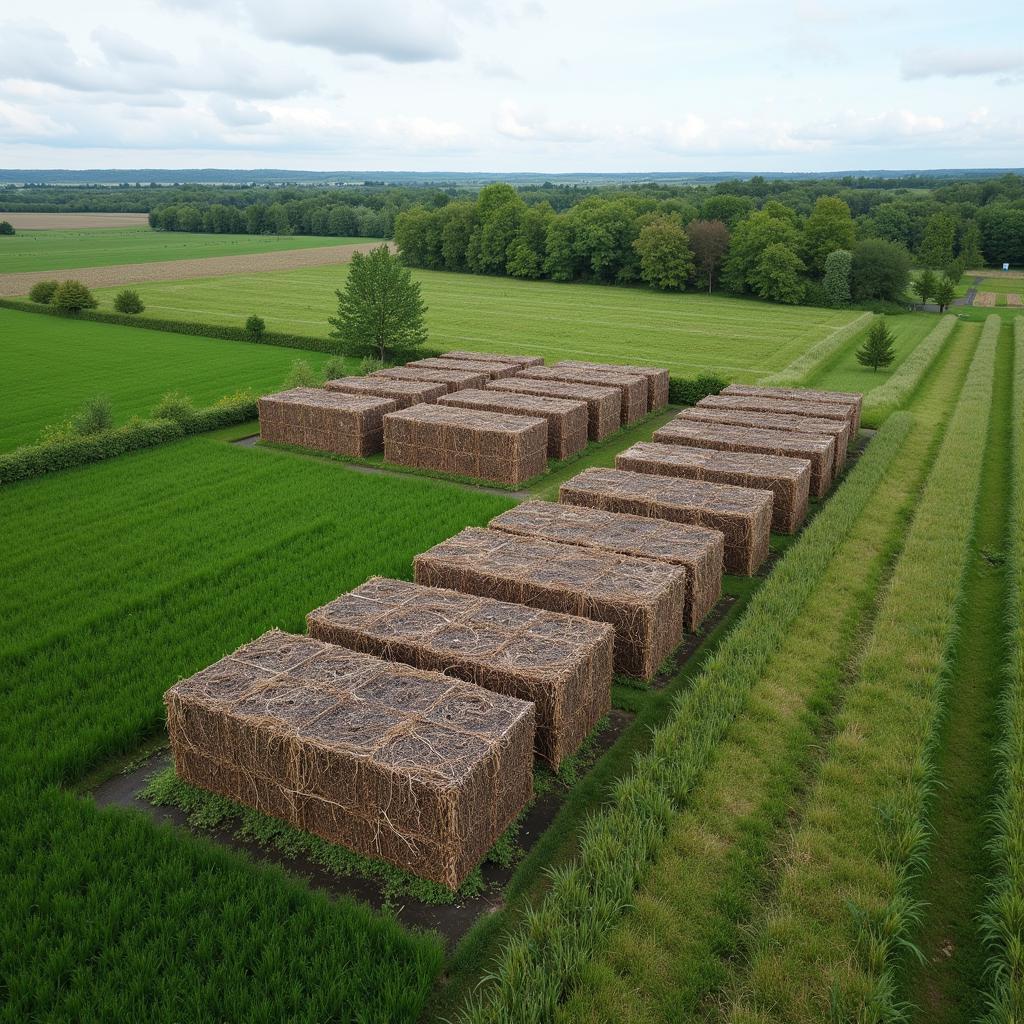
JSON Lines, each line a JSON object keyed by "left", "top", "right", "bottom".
{"left": 516, "top": 365, "right": 649, "bottom": 425}
{"left": 324, "top": 375, "right": 447, "bottom": 410}
{"left": 408, "top": 357, "right": 521, "bottom": 380}
{"left": 487, "top": 377, "right": 621, "bottom": 441}
{"left": 444, "top": 350, "right": 544, "bottom": 366}
{"left": 722, "top": 384, "right": 862, "bottom": 435}
{"left": 372, "top": 365, "right": 489, "bottom": 393}
{"left": 307, "top": 578, "right": 613, "bottom": 768}
{"left": 489, "top": 501, "right": 723, "bottom": 631}
{"left": 165, "top": 630, "right": 535, "bottom": 889}
{"left": 258, "top": 388, "right": 397, "bottom": 456}
{"left": 414, "top": 527, "right": 687, "bottom": 680}
{"left": 560, "top": 467, "right": 772, "bottom": 575}
{"left": 554, "top": 360, "right": 670, "bottom": 412}
{"left": 384, "top": 403, "right": 548, "bottom": 486}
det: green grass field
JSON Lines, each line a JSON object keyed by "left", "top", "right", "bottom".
{"left": 0, "top": 227, "right": 368, "bottom": 273}
{"left": 89, "top": 266, "right": 862, "bottom": 380}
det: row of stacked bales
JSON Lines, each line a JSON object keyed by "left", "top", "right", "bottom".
{"left": 722, "top": 383, "right": 862, "bottom": 435}
{"left": 373, "top": 365, "right": 489, "bottom": 392}
{"left": 443, "top": 350, "right": 544, "bottom": 367}
{"left": 324, "top": 375, "right": 448, "bottom": 410}
{"left": 516, "top": 365, "right": 649, "bottom": 425}
{"left": 553, "top": 360, "right": 670, "bottom": 412}
{"left": 257, "top": 388, "right": 397, "bottom": 456}
{"left": 407, "top": 356, "right": 522, "bottom": 380}
{"left": 486, "top": 378, "right": 622, "bottom": 440}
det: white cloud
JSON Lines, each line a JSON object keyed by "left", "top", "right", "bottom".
{"left": 495, "top": 101, "right": 599, "bottom": 143}
{"left": 901, "top": 47, "right": 1024, "bottom": 80}
{"left": 92, "top": 28, "right": 178, "bottom": 67}
{"left": 208, "top": 96, "right": 272, "bottom": 126}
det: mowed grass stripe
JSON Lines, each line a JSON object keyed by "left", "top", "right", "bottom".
{"left": 723, "top": 315, "right": 999, "bottom": 1023}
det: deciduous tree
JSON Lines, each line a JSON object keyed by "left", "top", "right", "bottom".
{"left": 913, "top": 268, "right": 937, "bottom": 305}
{"left": 750, "top": 243, "right": 806, "bottom": 304}
{"left": 934, "top": 275, "right": 955, "bottom": 312}
{"left": 851, "top": 238, "right": 912, "bottom": 302}
{"left": 822, "top": 249, "right": 853, "bottom": 307}
{"left": 803, "top": 197, "right": 856, "bottom": 276}
{"left": 633, "top": 217, "right": 694, "bottom": 290}
{"left": 687, "top": 219, "right": 730, "bottom": 293}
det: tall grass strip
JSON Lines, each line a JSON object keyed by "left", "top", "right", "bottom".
{"left": 724, "top": 314, "right": 999, "bottom": 1023}
{"left": 759, "top": 311, "right": 873, "bottom": 387}
{"left": 981, "top": 315, "right": 1024, "bottom": 1023}
{"left": 454, "top": 410, "right": 913, "bottom": 1024}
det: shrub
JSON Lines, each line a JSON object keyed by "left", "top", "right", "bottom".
{"left": 245, "top": 315, "right": 266, "bottom": 341}
{"left": 322, "top": 356, "right": 349, "bottom": 380}
{"left": 668, "top": 373, "right": 727, "bottom": 406}
{"left": 0, "top": 220, "right": 14, "bottom": 235}
{"left": 113, "top": 288, "right": 145, "bottom": 314}
{"left": 285, "top": 359, "right": 320, "bottom": 388}
{"left": 151, "top": 391, "right": 197, "bottom": 426}
{"left": 71, "top": 396, "right": 113, "bottom": 435}
{"left": 52, "top": 280, "right": 98, "bottom": 313}
{"left": 359, "top": 356, "right": 385, "bottom": 376}
{"left": 28, "top": 280, "right": 59, "bottom": 304}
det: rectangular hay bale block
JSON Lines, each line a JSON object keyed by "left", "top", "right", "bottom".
{"left": 413, "top": 527, "right": 686, "bottom": 681}
{"left": 257, "top": 388, "right": 397, "bottom": 456}
{"left": 164, "top": 630, "right": 535, "bottom": 889}
{"left": 407, "top": 357, "right": 521, "bottom": 380}
{"left": 372, "top": 365, "right": 490, "bottom": 392}
{"left": 444, "top": 350, "right": 544, "bottom": 367}
{"left": 486, "top": 378, "right": 621, "bottom": 441}
{"left": 616, "top": 441, "right": 810, "bottom": 535}
{"left": 554, "top": 361, "right": 670, "bottom": 412}
{"left": 307, "top": 578, "right": 614, "bottom": 768}
{"left": 324, "top": 375, "right": 448, "bottom": 410}
{"left": 437, "top": 389, "right": 588, "bottom": 460}
{"left": 560, "top": 467, "right": 772, "bottom": 576}
{"left": 488, "top": 500, "right": 723, "bottom": 631}
{"left": 722, "top": 384, "right": 862, "bottom": 435}
{"left": 652, "top": 419, "right": 835, "bottom": 498}
{"left": 516, "top": 366, "right": 649, "bottom": 425}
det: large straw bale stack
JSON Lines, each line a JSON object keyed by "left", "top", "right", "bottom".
{"left": 444, "top": 350, "right": 544, "bottom": 367}
{"left": 407, "top": 356, "right": 521, "bottom": 380}
{"left": 516, "top": 366, "right": 649, "bottom": 425}
{"left": 681, "top": 405, "right": 849, "bottom": 471}
{"left": 307, "top": 578, "right": 613, "bottom": 769}
{"left": 486, "top": 377, "right": 621, "bottom": 441}
{"left": 164, "top": 630, "right": 535, "bottom": 890}
{"left": 384, "top": 403, "right": 548, "bottom": 486}
{"left": 697, "top": 392, "right": 853, "bottom": 437}
{"left": 258, "top": 388, "right": 397, "bottom": 456}
{"left": 560, "top": 467, "right": 772, "bottom": 576}
{"left": 372, "top": 365, "right": 489, "bottom": 393}
{"left": 722, "top": 384, "right": 862, "bottom": 435}
{"left": 413, "top": 528, "right": 687, "bottom": 680}
{"left": 437, "top": 389, "right": 588, "bottom": 459}
{"left": 488, "top": 500, "right": 723, "bottom": 630}
{"left": 554, "top": 360, "right": 670, "bottom": 411}
{"left": 616, "top": 441, "right": 810, "bottom": 534}
{"left": 652, "top": 419, "right": 835, "bottom": 498}
{"left": 324, "top": 375, "right": 447, "bottom": 410}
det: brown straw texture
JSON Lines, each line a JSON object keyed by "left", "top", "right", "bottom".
{"left": 371, "top": 366, "right": 489, "bottom": 393}
{"left": 554, "top": 360, "right": 669, "bottom": 411}
{"left": 324, "top": 376, "right": 448, "bottom": 410}
{"left": 722, "top": 384, "right": 862, "bottom": 434}
{"left": 444, "top": 350, "right": 544, "bottom": 366}
{"left": 516, "top": 365, "right": 649, "bottom": 425}
{"left": 258, "top": 388, "right": 397, "bottom": 456}
{"left": 486, "top": 378, "right": 621, "bottom": 441}
{"left": 407, "top": 357, "right": 522, "bottom": 380}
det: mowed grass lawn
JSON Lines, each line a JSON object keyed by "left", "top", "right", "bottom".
{"left": 0, "top": 309, "right": 349, "bottom": 452}
{"left": 0, "top": 227, "right": 369, "bottom": 273}
{"left": 91, "top": 266, "right": 861, "bottom": 381}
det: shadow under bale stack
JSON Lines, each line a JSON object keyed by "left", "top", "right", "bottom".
{"left": 324, "top": 375, "right": 447, "bottom": 410}
{"left": 554, "top": 360, "right": 670, "bottom": 412}
{"left": 164, "top": 630, "right": 535, "bottom": 890}
{"left": 372, "top": 365, "right": 489, "bottom": 393}
{"left": 560, "top": 467, "right": 773, "bottom": 576}
{"left": 652, "top": 419, "right": 835, "bottom": 498}
{"left": 407, "top": 357, "right": 522, "bottom": 380}
{"left": 258, "top": 388, "right": 397, "bottom": 456}
{"left": 384, "top": 403, "right": 548, "bottom": 486}
{"left": 443, "top": 350, "right": 544, "bottom": 367}
{"left": 616, "top": 441, "right": 810, "bottom": 535}
{"left": 437, "top": 389, "right": 588, "bottom": 459}
{"left": 515, "top": 366, "right": 649, "bottom": 426}
{"left": 721, "top": 384, "right": 863, "bottom": 435}
{"left": 307, "top": 578, "right": 613, "bottom": 769}
{"left": 413, "top": 527, "right": 687, "bottom": 680}
{"left": 485, "top": 377, "right": 622, "bottom": 441}
{"left": 488, "top": 500, "right": 723, "bottom": 631}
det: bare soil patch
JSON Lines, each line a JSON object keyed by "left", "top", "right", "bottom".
{"left": 1007, "top": 293, "right": 1022, "bottom": 307}
{"left": 975, "top": 291, "right": 998, "bottom": 307}
{"left": 0, "top": 211, "right": 151, "bottom": 229}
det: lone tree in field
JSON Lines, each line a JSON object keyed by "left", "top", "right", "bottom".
{"left": 934, "top": 275, "right": 955, "bottom": 313}
{"left": 113, "top": 288, "right": 144, "bottom": 314}
{"left": 856, "top": 318, "right": 896, "bottom": 371}
{"left": 913, "top": 268, "right": 937, "bottom": 306}
{"left": 329, "top": 245, "right": 428, "bottom": 363}
{"left": 0, "top": 220, "right": 14, "bottom": 235}
{"left": 52, "top": 279, "right": 98, "bottom": 313}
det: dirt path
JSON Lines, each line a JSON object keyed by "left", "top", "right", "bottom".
{"left": 0, "top": 212, "right": 151, "bottom": 229}
{"left": 954, "top": 276, "right": 985, "bottom": 307}
{"left": 0, "top": 241, "right": 392, "bottom": 296}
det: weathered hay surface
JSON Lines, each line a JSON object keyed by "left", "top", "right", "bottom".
{"left": 488, "top": 500, "right": 723, "bottom": 631}
{"left": 258, "top": 388, "right": 397, "bottom": 456}
{"left": 372, "top": 365, "right": 489, "bottom": 393}
{"left": 616, "top": 441, "right": 810, "bottom": 535}
{"left": 486, "top": 378, "right": 621, "bottom": 441}
{"left": 384, "top": 403, "right": 548, "bottom": 486}
{"left": 408, "top": 357, "right": 521, "bottom": 380}
{"left": 681, "top": 404, "right": 850, "bottom": 471}
{"left": 164, "top": 629, "right": 535, "bottom": 889}
{"left": 324, "top": 375, "right": 447, "bottom": 410}
{"left": 307, "top": 578, "right": 613, "bottom": 768}
{"left": 516, "top": 366, "right": 649, "bottom": 426}
{"left": 554, "top": 360, "right": 670, "bottom": 412}
{"left": 722, "top": 384, "right": 862, "bottom": 435}
{"left": 413, "top": 528, "right": 687, "bottom": 680}
{"left": 437, "top": 389, "right": 588, "bottom": 460}
{"left": 653, "top": 419, "right": 835, "bottom": 498}
{"left": 444, "top": 350, "right": 544, "bottom": 367}
{"left": 697, "top": 392, "right": 854, "bottom": 436}
{"left": 560, "top": 467, "right": 772, "bottom": 576}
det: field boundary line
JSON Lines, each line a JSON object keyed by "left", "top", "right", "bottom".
{"left": 758, "top": 311, "right": 872, "bottom": 386}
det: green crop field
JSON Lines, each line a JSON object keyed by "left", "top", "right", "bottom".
{"left": 0, "top": 227, "right": 368, "bottom": 273}
{"left": 89, "top": 266, "right": 862, "bottom": 380}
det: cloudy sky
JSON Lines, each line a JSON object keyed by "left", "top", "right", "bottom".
{"left": 0, "top": 0, "right": 1021, "bottom": 172}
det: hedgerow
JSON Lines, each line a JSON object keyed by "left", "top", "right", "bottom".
{"left": 758, "top": 310, "right": 873, "bottom": 386}
{"left": 667, "top": 373, "right": 727, "bottom": 405}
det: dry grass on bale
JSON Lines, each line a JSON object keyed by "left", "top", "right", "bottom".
{"left": 697, "top": 392, "right": 854, "bottom": 436}
{"left": 516, "top": 366, "right": 649, "bottom": 426}
{"left": 680, "top": 405, "right": 849, "bottom": 471}
{"left": 407, "top": 357, "right": 522, "bottom": 380}
{"left": 723, "top": 384, "right": 862, "bottom": 435}
{"left": 554, "top": 360, "right": 670, "bottom": 412}
{"left": 444, "top": 351, "right": 544, "bottom": 366}
{"left": 258, "top": 388, "right": 397, "bottom": 457}
{"left": 653, "top": 419, "right": 835, "bottom": 498}
{"left": 164, "top": 629, "right": 535, "bottom": 889}
{"left": 307, "top": 578, "right": 613, "bottom": 769}
{"left": 372, "top": 366, "right": 489, "bottom": 393}
{"left": 413, "top": 527, "right": 687, "bottom": 681}
{"left": 437, "top": 389, "right": 588, "bottom": 460}
{"left": 488, "top": 500, "right": 723, "bottom": 631}
{"left": 486, "top": 378, "right": 622, "bottom": 441}
{"left": 616, "top": 441, "right": 810, "bottom": 535}
{"left": 384, "top": 403, "right": 548, "bottom": 486}
{"left": 324, "top": 376, "right": 447, "bottom": 410}
{"left": 559, "top": 467, "right": 773, "bottom": 576}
